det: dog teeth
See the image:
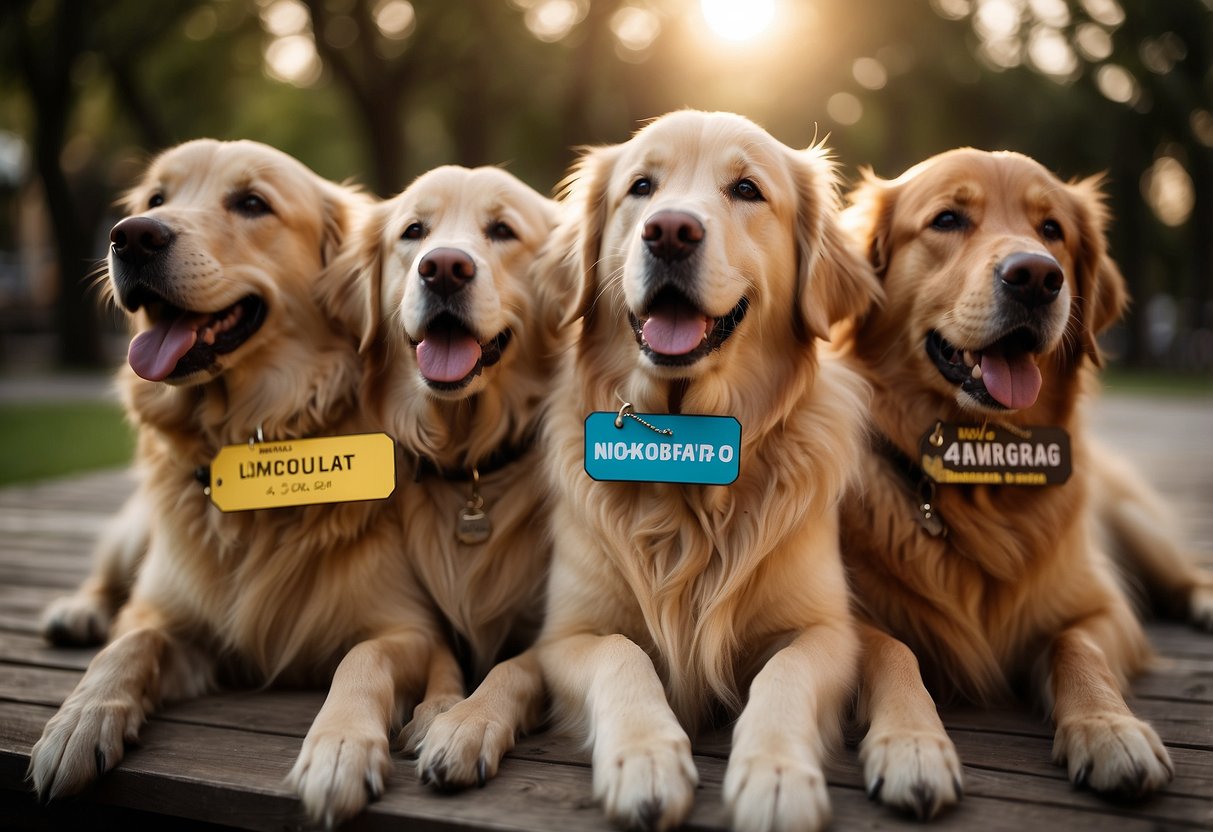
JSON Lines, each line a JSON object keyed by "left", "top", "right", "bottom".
{"left": 963, "top": 350, "right": 976, "bottom": 367}
{"left": 971, "top": 363, "right": 983, "bottom": 380}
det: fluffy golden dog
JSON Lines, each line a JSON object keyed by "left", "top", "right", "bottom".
{"left": 322, "top": 165, "right": 561, "bottom": 788}
{"left": 523, "top": 110, "right": 881, "bottom": 831}
{"left": 837, "top": 148, "right": 1183, "bottom": 818}
{"left": 28, "top": 140, "right": 448, "bottom": 826}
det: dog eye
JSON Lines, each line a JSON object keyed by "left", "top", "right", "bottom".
{"left": 1041, "top": 219, "right": 1064, "bottom": 241}
{"left": 731, "top": 179, "right": 764, "bottom": 202}
{"left": 629, "top": 178, "right": 652, "bottom": 197}
{"left": 930, "top": 210, "right": 967, "bottom": 231}
{"left": 402, "top": 222, "right": 426, "bottom": 240}
{"left": 231, "top": 193, "right": 272, "bottom": 217}
{"left": 147, "top": 193, "right": 165, "bottom": 209}
{"left": 487, "top": 221, "right": 516, "bottom": 241}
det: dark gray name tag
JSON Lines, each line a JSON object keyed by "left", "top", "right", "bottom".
{"left": 919, "top": 423, "right": 1071, "bottom": 486}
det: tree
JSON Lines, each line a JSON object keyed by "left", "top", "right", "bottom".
{"left": 3, "top": 0, "right": 101, "bottom": 368}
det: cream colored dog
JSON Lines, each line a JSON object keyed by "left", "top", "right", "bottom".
{"left": 321, "top": 165, "right": 562, "bottom": 788}
{"left": 529, "top": 110, "right": 880, "bottom": 831}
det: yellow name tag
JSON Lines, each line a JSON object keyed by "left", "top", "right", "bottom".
{"left": 209, "top": 433, "right": 396, "bottom": 512}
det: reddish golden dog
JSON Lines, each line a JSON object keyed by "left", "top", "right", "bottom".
{"left": 837, "top": 148, "right": 1195, "bottom": 818}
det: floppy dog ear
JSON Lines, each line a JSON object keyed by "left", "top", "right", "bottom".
{"left": 529, "top": 196, "right": 573, "bottom": 338}
{"left": 316, "top": 198, "right": 384, "bottom": 353}
{"left": 841, "top": 169, "right": 897, "bottom": 280}
{"left": 554, "top": 144, "right": 621, "bottom": 329}
{"left": 791, "top": 148, "right": 883, "bottom": 341}
{"left": 1067, "top": 175, "right": 1127, "bottom": 367}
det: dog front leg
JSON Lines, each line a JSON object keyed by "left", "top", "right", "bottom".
{"left": 723, "top": 621, "right": 857, "bottom": 832}
{"left": 1047, "top": 612, "right": 1173, "bottom": 797}
{"left": 855, "top": 623, "right": 962, "bottom": 819}
{"left": 414, "top": 647, "right": 544, "bottom": 790}
{"left": 28, "top": 599, "right": 201, "bottom": 800}
{"left": 540, "top": 633, "right": 697, "bottom": 832}
{"left": 288, "top": 628, "right": 436, "bottom": 827}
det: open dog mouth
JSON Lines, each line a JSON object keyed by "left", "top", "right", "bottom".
{"left": 411, "top": 313, "right": 512, "bottom": 391}
{"left": 628, "top": 286, "right": 749, "bottom": 367}
{"left": 125, "top": 291, "right": 266, "bottom": 382}
{"left": 926, "top": 327, "right": 1045, "bottom": 411}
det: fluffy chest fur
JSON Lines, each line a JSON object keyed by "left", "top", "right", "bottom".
{"left": 128, "top": 373, "right": 430, "bottom": 687}
{"left": 402, "top": 456, "right": 549, "bottom": 681}
{"left": 544, "top": 357, "right": 866, "bottom": 727}
{"left": 842, "top": 431, "right": 1134, "bottom": 702}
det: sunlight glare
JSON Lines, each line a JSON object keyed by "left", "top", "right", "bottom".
{"left": 700, "top": 0, "right": 776, "bottom": 43}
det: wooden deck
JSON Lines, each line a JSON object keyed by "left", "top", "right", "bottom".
{"left": 1, "top": 393, "right": 1210, "bottom": 830}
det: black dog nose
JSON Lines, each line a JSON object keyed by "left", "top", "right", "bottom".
{"left": 642, "top": 211, "right": 704, "bottom": 262}
{"left": 418, "top": 247, "right": 476, "bottom": 299}
{"left": 110, "top": 216, "right": 174, "bottom": 267}
{"left": 996, "top": 251, "right": 1063, "bottom": 308}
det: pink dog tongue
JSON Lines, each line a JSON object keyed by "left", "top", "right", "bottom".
{"left": 980, "top": 352, "right": 1042, "bottom": 410}
{"left": 642, "top": 303, "right": 709, "bottom": 356}
{"left": 128, "top": 315, "right": 204, "bottom": 382}
{"left": 416, "top": 330, "right": 482, "bottom": 383}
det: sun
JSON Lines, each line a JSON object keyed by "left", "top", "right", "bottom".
{"left": 700, "top": 0, "right": 777, "bottom": 42}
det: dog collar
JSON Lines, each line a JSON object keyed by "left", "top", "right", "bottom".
{"left": 872, "top": 432, "right": 947, "bottom": 538}
{"left": 412, "top": 430, "right": 537, "bottom": 483}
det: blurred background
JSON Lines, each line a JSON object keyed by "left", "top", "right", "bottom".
{"left": 0, "top": 0, "right": 1210, "bottom": 482}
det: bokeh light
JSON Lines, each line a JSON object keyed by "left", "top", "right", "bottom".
{"left": 1142, "top": 155, "right": 1194, "bottom": 228}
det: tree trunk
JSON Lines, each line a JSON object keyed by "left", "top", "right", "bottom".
{"left": 16, "top": 4, "right": 103, "bottom": 368}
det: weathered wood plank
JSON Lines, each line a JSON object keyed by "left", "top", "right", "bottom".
{"left": 940, "top": 699, "right": 1213, "bottom": 750}
{"left": 0, "top": 632, "right": 95, "bottom": 671}
{"left": 3, "top": 701, "right": 1208, "bottom": 832}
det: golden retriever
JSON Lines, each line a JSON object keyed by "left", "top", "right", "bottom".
{"left": 321, "top": 165, "right": 561, "bottom": 788}
{"left": 525, "top": 110, "right": 881, "bottom": 831}
{"left": 28, "top": 139, "right": 449, "bottom": 826}
{"left": 836, "top": 148, "right": 1182, "bottom": 818}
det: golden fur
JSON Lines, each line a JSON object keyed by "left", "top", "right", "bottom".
{"left": 533, "top": 111, "right": 881, "bottom": 831}
{"left": 836, "top": 148, "right": 1174, "bottom": 818}
{"left": 29, "top": 140, "right": 447, "bottom": 827}
{"left": 321, "top": 165, "right": 561, "bottom": 787}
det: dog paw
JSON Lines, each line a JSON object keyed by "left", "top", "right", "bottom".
{"left": 287, "top": 728, "right": 391, "bottom": 828}
{"left": 723, "top": 749, "right": 830, "bottom": 832}
{"left": 28, "top": 692, "right": 142, "bottom": 800}
{"left": 1190, "top": 584, "right": 1213, "bottom": 632}
{"left": 859, "top": 728, "right": 963, "bottom": 819}
{"left": 593, "top": 727, "right": 698, "bottom": 831}
{"left": 397, "top": 693, "right": 463, "bottom": 756}
{"left": 415, "top": 699, "right": 515, "bottom": 790}
{"left": 41, "top": 593, "right": 111, "bottom": 647}
{"left": 1053, "top": 712, "right": 1173, "bottom": 798}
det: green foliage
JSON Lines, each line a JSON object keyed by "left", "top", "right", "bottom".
{"left": 0, "top": 401, "right": 134, "bottom": 486}
{"left": 1102, "top": 368, "right": 1213, "bottom": 396}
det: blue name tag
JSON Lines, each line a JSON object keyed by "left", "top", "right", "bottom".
{"left": 583, "top": 412, "right": 742, "bottom": 485}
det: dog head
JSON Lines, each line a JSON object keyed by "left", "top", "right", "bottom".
{"left": 560, "top": 110, "right": 879, "bottom": 387}
{"left": 844, "top": 148, "right": 1126, "bottom": 416}
{"left": 111, "top": 139, "right": 356, "bottom": 387}
{"left": 327, "top": 165, "right": 557, "bottom": 401}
